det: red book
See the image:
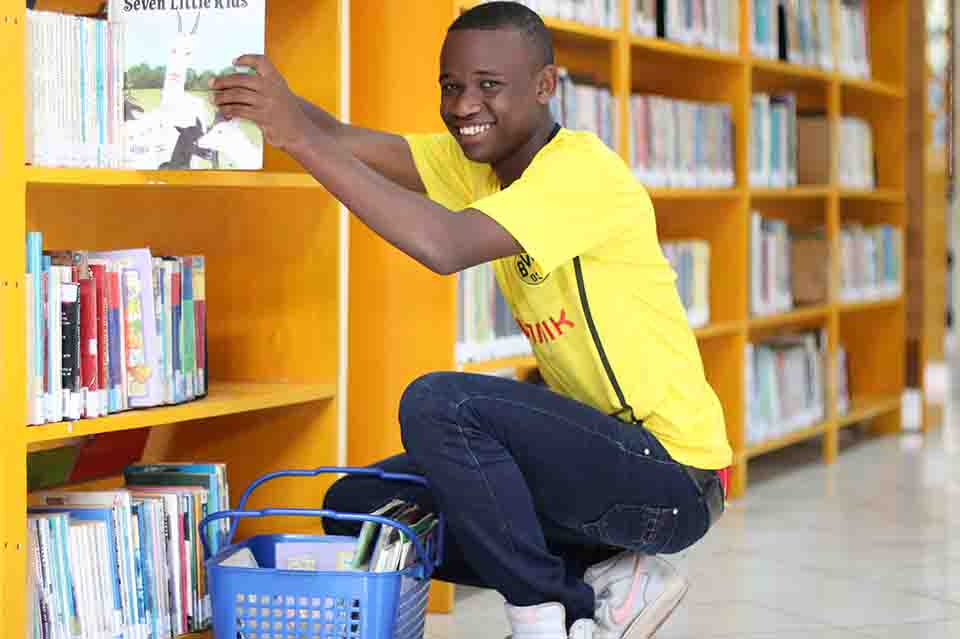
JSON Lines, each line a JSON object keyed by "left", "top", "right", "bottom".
{"left": 79, "top": 278, "right": 98, "bottom": 417}
{"left": 89, "top": 262, "right": 110, "bottom": 415}
{"left": 67, "top": 429, "right": 150, "bottom": 484}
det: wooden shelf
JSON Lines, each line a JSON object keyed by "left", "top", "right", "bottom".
{"left": 841, "top": 75, "right": 906, "bottom": 99}
{"left": 750, "top": 56, "right": 833, "bottom": 84}
{"left": 25, "top": 167, "right": 321, "bottom": 189}
{"left": 631, "top": 36, "right": 743, "bottom": 65}
{"left": 749, "top": 305, "right": 831, "bottom": 330}
{"left": 647, "top": 187, "right": 743, "bottom": 200}
{"left": 541, "top": 16, "right": 619, "bottom": 43}
{"left": 837, "top": 295, "right": 904, "bottom": 313}
{"left": 24, "top": 381, "right": 336, "bottom": 444}
{"left": 839, "top": 188, "right": 906, "bottom": 203}
{"left": 750, "top": 186, "right": 831, "bottom": 200}
{"left": 459, "top": 355, "right": 538, "bottom": 374}
{"left": 694, "top": 321, "right": 743, "bottom": 340}
{"left": 838, "top": 395, "right": 901, "bottom": 429}
{"left": 742, "top": 420, "right": 830, "bottom": 460}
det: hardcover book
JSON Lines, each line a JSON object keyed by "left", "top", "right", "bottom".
{"left": 109, "top": 1, "right": 266, "bottom": 170}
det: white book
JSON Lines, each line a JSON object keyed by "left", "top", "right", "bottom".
{"left": 109, "top": 0, "right": 266, "bottom": 170}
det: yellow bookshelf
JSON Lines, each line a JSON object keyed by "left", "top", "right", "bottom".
{"left": 1, "top": 0, "right": 348, "bottom": 636}
{"left": 345, "top": 0, "right": 908, "bottom": 533}
{"left": 26, "top": 166, "right": 324, "bottom": 189}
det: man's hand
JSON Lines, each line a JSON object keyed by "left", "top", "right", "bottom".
{"left": 210, "top": 54, "right": 316, "bottom": 151}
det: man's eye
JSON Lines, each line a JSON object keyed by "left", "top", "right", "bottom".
{"left": 441, "top": 83, "right": 460, "bottom": 95}
{"left": 480, "top": 80, "right": 500, "bottom": 89}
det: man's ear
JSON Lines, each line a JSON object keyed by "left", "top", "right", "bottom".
{"left": 536, "top": 64, "right": 559, "bottom": 105}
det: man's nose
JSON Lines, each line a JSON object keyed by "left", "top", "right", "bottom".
{"left": 449, "top": 87, "right": 483, "bottom": 119}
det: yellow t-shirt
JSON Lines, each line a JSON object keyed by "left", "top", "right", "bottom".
{"left": 404, "top": 127, "right": 732, "bottom": 470}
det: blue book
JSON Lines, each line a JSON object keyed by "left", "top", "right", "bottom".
{"left": 27, "top": 232, "right": 44, "bottom": 423}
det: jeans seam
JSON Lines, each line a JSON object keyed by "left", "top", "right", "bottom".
{"left": 452, "top": 401, "right": 518, "bottom": 553}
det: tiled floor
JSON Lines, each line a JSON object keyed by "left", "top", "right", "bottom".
{"left": 424, "top": 374, "right": 960, "bottom": 637}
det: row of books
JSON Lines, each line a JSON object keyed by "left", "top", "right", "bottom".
{"left": 750, "top": 93, "right": 798, "bottom": 188}
{"left": 750, "top": 0, "right": 836, "bottom": 70}
{"left": 493, "top": 0, "right": 621, "bottom": 28}
{"left": 26, "top": 5, "right": 267, "bottom": 170}
{"left": 223, "top": 499, "right": 440, "bottom": 578}
{"left": 751, "top": 216, "right": 902, "bottom": 316}
{"left": 25, "top": 10, "right": 125, "bottom": 168}
{"left": 629, "top": 94, "right": 735, "bottom": 188}
{"left": 27, "top": 463, "right": 230, "bottom": 639}
{"left": 744, "top": 329, "right": 826, "bottom": 445}
{"left": 838, "top": 116, "right": 876, "bottom": 190}
{"left": 662, "top": 240, "right": 710, "bottom": 328}
{"left": 633, "top": 0, "right": 739, "bottom": 53}
{"left": 750, "top": 102, "right": 878, "bottom": 191}
{"left": 455, "top": 262, "right": 530, "bottom": 364}
{"left": 551, "top": 68, "right": 618, "bottom": 151}
{"left": 839, "top": 223, "right": 902, "bottom": 303}
{"left": 25, "top": 232, "right": 207, "bottom": 425}
{"left": 750, "top": 212, "right": 794, "bottom": 317}
{"left": 837, "top": 0, "right": 871, "bottom": 78}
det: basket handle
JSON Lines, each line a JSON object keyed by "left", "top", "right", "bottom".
{"left": 227, "top": 467, "right": 430, "bottom": 544}
{"left": 199, "top": 507, "right": 439, "bottom": 579}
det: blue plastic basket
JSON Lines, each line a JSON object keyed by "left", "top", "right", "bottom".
{"left": 199, "top": 467, "right": 445, "bottom": 639}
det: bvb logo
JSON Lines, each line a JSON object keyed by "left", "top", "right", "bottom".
{"left": 515, "top": 253, "right": 549, "bottom": 286}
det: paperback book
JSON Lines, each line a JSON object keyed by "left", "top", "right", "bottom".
{"left": 108, "top": 1, "right": 266, "bottom": 170}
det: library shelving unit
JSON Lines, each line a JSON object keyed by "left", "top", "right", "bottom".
{"left": 906, "top": 0, "right": 949, "bottom": 432}
{"left": 347, "top": 0, "right": 907, "bottom": 518}
{"left": 1, "top": 0, "right": 349, "bottom": 636}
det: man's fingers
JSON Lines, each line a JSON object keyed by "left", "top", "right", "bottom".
{"left": 211, "top": 73, "right": 261, "bottom": 92}
{"left": 234, "top": 54, "right": 273, "bottom": 76}
{"left": 213, "top": 88, "right": 263, "bottom": 109}
{"left": 220, "top": 105, "right": 261, "bottom": 123}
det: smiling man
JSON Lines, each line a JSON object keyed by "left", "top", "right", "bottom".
{"left": 211, "top": 2, "right": 731, "bottom": 638}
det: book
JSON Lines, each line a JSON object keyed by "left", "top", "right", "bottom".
{"left": 24, "top": 10, "right": 124, "bottom": 168}
{"left": 662, "top": 240, "right": 710, "bottom": 328}
{"left": 108, "top": 0, "right": 266, "bottom": 170}
{"left": 275, "top": 540, "right": 357, "bottom": 572}
{"left": 745, "top": 329, "right": 826, "bottom": 443}
{"left": 631, "top": 93, "right": 734, "bottom": 188}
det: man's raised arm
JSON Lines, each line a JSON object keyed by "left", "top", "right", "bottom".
{"left": 296, "top": 96, "right": 426, "bottom": 194}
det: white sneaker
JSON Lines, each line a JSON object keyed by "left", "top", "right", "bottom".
{"left": 504, "top": 602, "right": 596, "bottom": 639}
{"left": 584, "top": 552, "right": 688, "bottom": 639}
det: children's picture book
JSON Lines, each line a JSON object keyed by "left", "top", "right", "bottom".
{"left": 108, "top": 1, "right": 266, "bottom": 170}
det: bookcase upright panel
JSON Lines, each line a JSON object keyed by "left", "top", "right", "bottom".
{"left": 347, "top": 1, "right": 456, "bottom": 472}
{"left": 1, "top": 0, "right": 29, "bottom": 632}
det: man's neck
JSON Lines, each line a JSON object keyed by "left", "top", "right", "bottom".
{"left": 492, "top": 117, "right": 559, "bottom": 188}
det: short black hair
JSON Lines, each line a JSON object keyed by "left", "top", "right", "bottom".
{"left": 449, "top": 1, "right": 555, "bottom": 67}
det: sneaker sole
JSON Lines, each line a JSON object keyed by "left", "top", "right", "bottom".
{"left": 622, "top": 577, "right": 689, "bottom": 639}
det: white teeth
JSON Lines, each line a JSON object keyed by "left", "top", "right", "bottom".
{"left": 459, "top": 124, "right": 492, "bottom": 137}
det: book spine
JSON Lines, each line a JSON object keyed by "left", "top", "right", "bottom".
{"left": 79, "top": 277, "right": 99, "bottom": 418}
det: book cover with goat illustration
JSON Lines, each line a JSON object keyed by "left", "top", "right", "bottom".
{"left": 109, "top": 1, "right": 265, "bottom": 170}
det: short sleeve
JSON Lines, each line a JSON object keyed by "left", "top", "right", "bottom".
{"left": 403, "top": 132, "right": 492, "bottom": 211}
{"left": 469, "top": 133, "right": 651, "bottom": 274}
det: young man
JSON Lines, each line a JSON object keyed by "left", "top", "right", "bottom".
{"left": 212, "top": 2, "right": 731, "bottom": 637}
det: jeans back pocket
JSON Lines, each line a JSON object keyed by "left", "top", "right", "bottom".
{"left": 582, "top": 504, "right": 679, "bottom": 555}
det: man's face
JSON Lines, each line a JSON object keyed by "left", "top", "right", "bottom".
{"left": 439, "top": 28, "right": 548, "bottom": 165}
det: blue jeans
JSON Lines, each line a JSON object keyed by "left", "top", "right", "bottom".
{"left": 322, "top": 372, "right": 719, "bottom": 624}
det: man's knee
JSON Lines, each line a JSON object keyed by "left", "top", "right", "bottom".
{"left": 399, "top": 372, "right": 459, "bottom": 455}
